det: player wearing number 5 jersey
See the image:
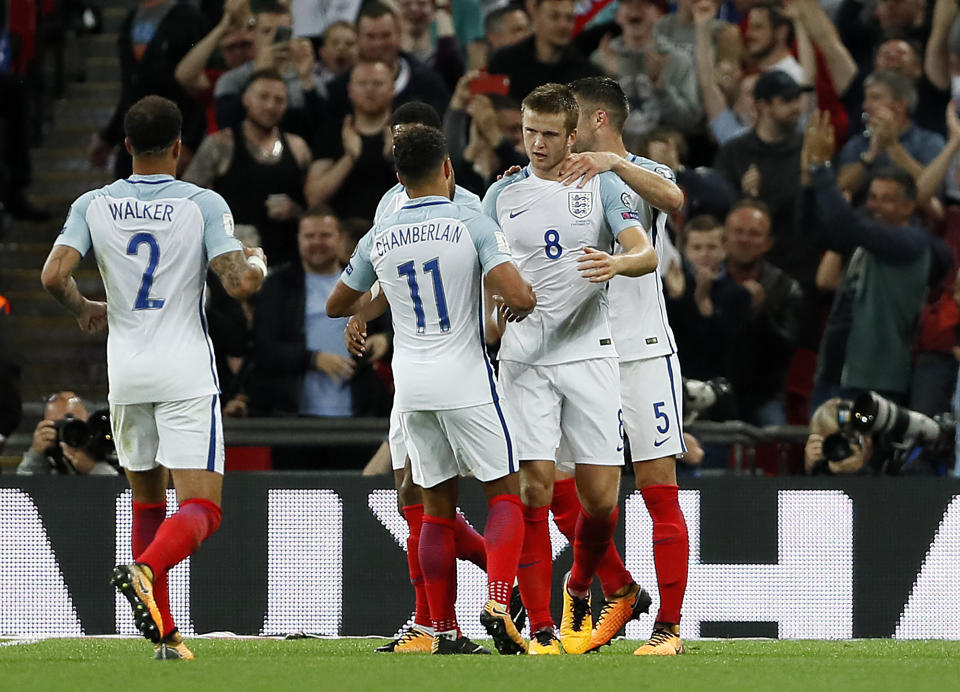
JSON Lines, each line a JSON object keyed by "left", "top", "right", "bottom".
{"left": 41, "top": 96, "right": 267, "bottom": 661}
{"left": 482, "top": 83, "right": 658, "bottom": 655}
{"left": 328, "top": 125, "right": 536, "bottom": 655}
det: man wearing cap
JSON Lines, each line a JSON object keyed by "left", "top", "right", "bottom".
{"left": 713, "top": 70, "right": 815, "bottom": 288}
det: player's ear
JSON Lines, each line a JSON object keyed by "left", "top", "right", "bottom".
{"left": 171, "top": 139, "right": 182, "bottom": 161}
{"left": 396, "top": 171, "right": 403, "bottom": 186}
{"left": 123, "top": 137, "right": 135, "bottom": 156}
{"left": 443, "top": 157, "right": 453, "bottom": 180}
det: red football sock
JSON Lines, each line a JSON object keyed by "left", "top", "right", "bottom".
{"left": 483, "top": 495, "right": 524, "bottom": 607}
{"left": 419, "top": 515, "right": 459, "bottom": 635}
{"left": 552, "top": 481, "right": 632, "bottom": 597}
{"left": 132, "top": 500, "right": 175, "bottom": 635}
{"left": 454, "top": 512, "right": 487, "bottom": 570}
{"left": 138, "top": 498, "right": 222, "bottom": 577}
{"left": 402, "top": 504, "right": 431, "bottom": 629}
{"left": 642, "top": 484, "right": 689, "bottom": 624}
{"left": 567, "top": 508, "right": 617, "bottom": 595}
{"left": 517, "top": 504, "right": 553, "bottom": 632}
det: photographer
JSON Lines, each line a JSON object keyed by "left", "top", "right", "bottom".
{"left": 17, "top": 392, "right": 117, "bottom": 476}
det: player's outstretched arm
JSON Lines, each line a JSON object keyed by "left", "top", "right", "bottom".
{"left": 41, "top": 245, "right": 107, "bottom": 333}
{"left": 558, "top": 152, "right": 684, "bottom": 213}
{"left": 210, "top": 246, "right": 267, "bottom": 300}
{"left": 326, "top": 280, "right": 366, "bottom": 318}
{"left": 577, "top": 227, "right": 658, "bottom": 282}
{"left": 485, "top": 262, "right": 536, "bottom": 323}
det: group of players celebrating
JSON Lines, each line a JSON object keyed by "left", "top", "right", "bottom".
{"left": 42, "top": 76, "right": 689, "bottom": 660}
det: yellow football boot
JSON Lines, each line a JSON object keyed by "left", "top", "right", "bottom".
{"left": 586, "top": 583, "right": 652, "bottom": 652}
{"left": 559, "top": 572, "right": 592, "bottom": 654}
{"left": 527, "top": 628, "right": 562, "bottom": 655}
{"left": 375, "top": 626, "right": 434, "bottom": 653}
{"left": 154, "top": 630, "right": 194, "bottom": 660}
{"left": 480, "top": 600, "right": 527, "bottom": 655}
{"left": 111, "top": 563, "right": 164, "bottom": 643}
{"left": 633, "top": 623, "right": 685, "bottom": 656}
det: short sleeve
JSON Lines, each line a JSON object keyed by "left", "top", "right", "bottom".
{"left": 465, "top": 213, "right": 512, "bottom": 275}
{"left": 481, "top": 178, "right": 506, "bottom": 222}
{"left": 453, "top": 185, "right": 482, "bottom": 212}
{"left": 598, "top": 172, "right": 643, "bottom": 237}
{"left": 374, "top": 183, "right": 404, "bottom": 225}
{"left": 54, "top": 191, "right": 96, "bottom": 256}
{"left": 198, "top": 190, "right": 244, "bottom": 261}
{"left": 341, "top": 230, "right": 378, "bottom": 292}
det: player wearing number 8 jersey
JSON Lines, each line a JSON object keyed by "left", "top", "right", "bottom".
{"left": 328, "top": 125, "right": 536, "bottom": 655}
{"left": 482, "top": 83, "right": 658, "bottom": 654}
{"left": 41, "top": 96, "right": 267, "bottom": 661}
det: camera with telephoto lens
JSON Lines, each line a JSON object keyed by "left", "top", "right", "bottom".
{"left": 48, "top": 409, "right": 116, "bottom": 472}
{"left": 822, "top": 391, "right": 952, "bottom": 469}
{"left": 682, "top": 377, "right": 737, "bottom": 425}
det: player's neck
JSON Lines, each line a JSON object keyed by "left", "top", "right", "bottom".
{"left": 131, "top": 158, "right": 176, "bottom": 177}
{"left": 529, "top": 160, "right": 564, "bottom": 181}
{"left": 405, "top": 180, "right": 450, "bottom": 200}
{"left": 595, "top": 132, "right": 629, "bottom": 158}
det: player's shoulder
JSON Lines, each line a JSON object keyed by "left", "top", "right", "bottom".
{"left": 485, "top": 168, "right": 530, "bottom": 197}
{"left": 452, "top": 184, "right": 482, "bottom": 210}
{"left": 627, "top": 152, "right": 676, "bottom": 182}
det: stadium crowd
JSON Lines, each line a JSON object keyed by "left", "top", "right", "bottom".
{"left": 6, "top": 0, "right": 960, "bottom": 475}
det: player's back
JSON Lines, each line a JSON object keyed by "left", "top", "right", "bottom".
{"left": 354, "top": 196, "right": 503, "bottom": 412}
{"left": 607, "top": 155, "right": 678, "bottom": 362}
{"left": 374, "top": 182, "right": 481, "bottom": 224}
{"left": 64, "top": 175, "right": 239, "bottom": 404}
{"left": 484, "top": 168, "right": 624, "bottom": 366}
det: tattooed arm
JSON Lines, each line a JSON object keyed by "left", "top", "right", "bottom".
{"left": 209, "top": 245, "right": 268, "bottom": 300}
{"left": 182, "top": 130, "right": 235, "bottom": 188}
{"left": 40, "top": 246, "right": 107, "bottom": 333}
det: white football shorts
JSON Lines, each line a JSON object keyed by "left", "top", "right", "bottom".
{"left": 388, "top": 406, "right": 408, "bottom": 472}
{"left": 110, "top": 394, "right": 225, "bottom": 474}
{"left": 400, "top": 402, "right": 517, "bottom": 489}
{"left": 620, "top": 354, "right": 686, "bottom": 462}
{"left": 498, "top": 358, "right": 623, "bottom": 466}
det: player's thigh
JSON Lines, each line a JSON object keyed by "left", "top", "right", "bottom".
{"left": 110, "top": 402, "right": 161, "bottom": 473}
{"left": 498, "top": 361, "right": 563, "bottom": 462}
{"left": 556, "top": 358, "right": 623, "bottom": 466}
{"left": 400, "top": 410, "right": 459, "bottom": 490}
{"left": 153, "top": 394, "right": 224, "bottom": 473}
{"left": 620, "top": 355, "right": 686, "bottom": 462}
{"left": 438, "top": 403, "right": 517, "bottom": 484}
{"left": 124, "top": 467, "right": 169, "bottom": 504}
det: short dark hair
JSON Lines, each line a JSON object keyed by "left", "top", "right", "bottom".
{"left": 124, "top": 96, "right": 181, "bottom": 156}
{"left": 871, "top": 166, "right": 918, "bottom": 201}
{"left": 391, "top": 101, "right": 442, "bottom": 130}
{"left": 729, "top": 198, "right": 772, "bottom": 220}
{"left": 393, "top": 125, "right": 448, "bottom": 187}
{"left": 485, "top": 5, "right": 524, "bottom": 35}
{"left": 357, "top": 0, "right": 397, "bottom": 25}
{"left": 750, "top": 1, "right": 794, "bottom": 46}
{"left": 256, "top": 2, "right": 291, "bottom": 17}
{"left": 302, "top": 203, "right": 338, "bottom": 220}
{"left": 686, "top": 214, "right": 722, "bottom": 233}
{"left": 522, "top": 83, "right": 579, "bottom": 134}
{"left": 246, "top": 67, "right": 285, "bottom": 91}
{"left": 569, "top": 76, "right": 629, "bottom": 132}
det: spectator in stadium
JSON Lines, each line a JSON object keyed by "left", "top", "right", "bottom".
{"left": 714, "top": 70, "right": 814, "bottom": 286}
{"left": 486, "top": 0, "right": 600, "bottom": 101}
{"left": 724, "top": 200, "right": 804, "bottom": 425}
{"left": 324, "top": 1, "right": 451, "bottom": 119}
{"left": 17, "top": 392, "right": 118, "bottom": 476}
{"left": 290, "top": 0, "right": 362, "bottom": 41}
{"left": 836, "top": 71, "right": 945, "bottom": 201}
{"left": 666, "top": 215, "right": 751, "bottom": 381}
{"left": 836, "top": 0, "right": 929, "bottom": 87}
{"left": 654, "top": 0, "right": 741, "bottom": 65}
{"left": 743, "top": 1, "right": 810, "bottom": 84}
{"left": 305, "top": 60, "right": 397, "bottom": 221}
{"left": 872, "top": 39, "right": 950, "bottom": 136}
{"left": 88, "top": 0, "right": 208, "bottom": 178}
{"left": 480, "top": 4, "right": 531, "bottom": 67}
{"left": 589, "top": 0, "right": 701, "bottom": 137}
{"left": 0, "top": 73, "right": 48, "bottom": 220}
{"left": 251, "top": 206, "right": 390, "bottom": 417}
{"left": 802, "top": 112, "right": 940, "bottom": 410}
{"left": 315, "top": 21, "right": 358, "bottom": 85}
{"left": 184, "top": 69, "right": 311, "bottom": 268}
{"left": 213, "top": 2, "right": 326, "bottom": 141}
{"left": 395, "top": 0, "right": 465, "bottom": 89}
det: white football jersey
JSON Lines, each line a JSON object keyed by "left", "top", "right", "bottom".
{"left": 55, "top": 174, "right": 242, "bottom": 404}
{"left": 608, "top": 154, "right": 679, "bottom": 362}
{"left": 342, "top": 195, "right": 513, "bottom": 411}
{"left": 483, "top": 167, "right": 641, "bottom": 366}
{"left": 373, "top": 182, "right": 481, "bottom": 224}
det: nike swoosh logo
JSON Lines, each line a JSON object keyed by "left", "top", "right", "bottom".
{"left": 509, "top": 209, "right": 528, "bottom": 218}
{"left": 519, "top": 561, "right": 540, "bottom": 569}
{"left": 653, "top": 437, "right": 670, "bottom": 447}
{"left": 653, "top": 537, "right": 673, "bottom": 545}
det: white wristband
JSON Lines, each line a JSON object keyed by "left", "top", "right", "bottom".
{"left": 248, "top": 255, "right": 268, "bottom": 278}
{"left": 370, "top": 281, "right": 381, "bottom": 300}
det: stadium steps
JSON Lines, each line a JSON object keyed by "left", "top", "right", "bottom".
{"left": 2, "top": 0, "right": 137, "bottom": 408}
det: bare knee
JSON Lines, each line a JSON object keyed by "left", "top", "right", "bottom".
{"left": 520, "top": 461, "right": 555, "bottom": 507}
{"left": 575, "top": 465, "right": 620, "bottom": 518}
{"left": 633, "top": 456, "right": 677, "bottom": 489}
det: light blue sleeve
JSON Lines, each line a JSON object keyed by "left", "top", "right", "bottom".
{"left": 341, "top": 229, "right": 378, "bottom": 292}
{"left": 598, "top": 172, "right": 644, "bottom": 238}
{"left": 453, "top": 185, "right": 482, "bottom": 213}
{"left": 481, "top": 179, "right": 506, "bottom": 222}
{"left": 466, "top": 212, "right": 513, "bottom": 275}
{"left": 631, "top": 155, "right": 677, "bottom": 183}
{"left": 198, "top": 190, "right": 244, "bottom": 260}
{"left": 53, "top": 191, "right": 96, "bottom": 257}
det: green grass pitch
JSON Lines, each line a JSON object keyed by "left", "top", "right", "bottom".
{"left": 2, "top": 638, "right": 959, "bottom": 692}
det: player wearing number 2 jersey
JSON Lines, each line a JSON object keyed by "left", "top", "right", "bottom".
{"left": 482, "top": 83, "right": 658, "bottom": 655}
{"left": 41, "top": 96, "right": 267, "bottom": 661}
{"left": 328, "top": 125, "right": 536, "bottom": 656}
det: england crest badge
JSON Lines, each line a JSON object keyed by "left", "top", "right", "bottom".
{"left": 568, "top": 191, "right": 593, "bottom": 219}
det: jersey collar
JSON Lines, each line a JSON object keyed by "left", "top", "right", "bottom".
{"left": 127, "top": 174, "right": 175, "bottom": 184}
{"left": 401, "top": 195, "right": 453, "bottom": 210}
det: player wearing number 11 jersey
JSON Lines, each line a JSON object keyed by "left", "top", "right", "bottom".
{"left": 482, "top": 83, "right": 658, "bottom": 654}
{"left": 41, "top": 96, "right": 267, "bottom": 661}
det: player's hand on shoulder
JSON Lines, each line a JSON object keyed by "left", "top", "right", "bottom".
{"left": 558, "top": 152, "right": 619, "bottom": 188}
{"left": 313, "top": 351, "right": 356, "bottom": 383}
{"left": 77, "top": 299, "right": 107, "bottom": 333}
{"left": 577, "top": 247, "right": 618, "bottom": 283}
{"left": 496, "top": 165, "right": 523, "bottom": 181}
{"left": 345, "top": 316, "right": 367, "bottom": 357}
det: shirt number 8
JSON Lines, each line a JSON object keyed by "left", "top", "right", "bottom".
{"left": 544, "top": 229, "right": 563, "bottom": 260}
